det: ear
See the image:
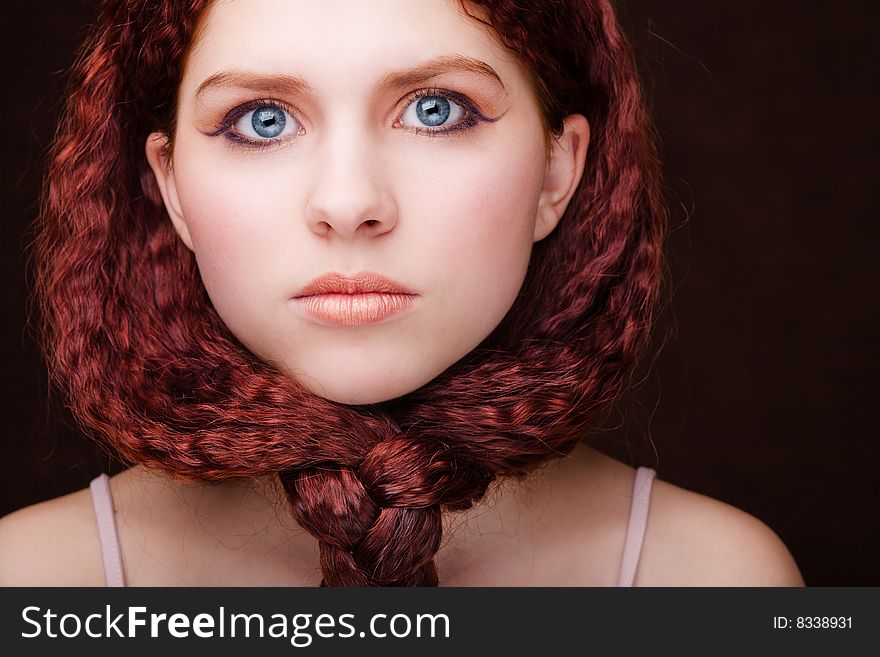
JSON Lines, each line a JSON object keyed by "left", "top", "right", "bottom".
{"left": 533, "top": 114, "right": 590, "bottom": 242}
{"left": 145, "top": 132, "right": 194, "bottom": 251}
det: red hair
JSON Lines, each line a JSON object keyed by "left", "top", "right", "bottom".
{"left": 32, "top": 0, "right": 667, "bottom": 586}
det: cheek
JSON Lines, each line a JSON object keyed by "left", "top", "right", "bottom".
{"left": 405, "top": 131, "right": 546, "bottom": 305}
{"left": 171, "top": 152, "right": 297, "bottom": 299}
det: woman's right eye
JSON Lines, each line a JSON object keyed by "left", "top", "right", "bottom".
{"left": 222, "top": 102, "right": 300, "bottom": 146}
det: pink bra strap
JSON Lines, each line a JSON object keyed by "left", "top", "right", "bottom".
{"left": 616, "top": 466, "right": 656, "bottom": 587}
{"left": 89, "top": 474, "right": 127, "bottom": 587}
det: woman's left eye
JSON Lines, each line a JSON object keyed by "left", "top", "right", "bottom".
{"left": 398, "top": 90, "right": 483, "bottom": 135}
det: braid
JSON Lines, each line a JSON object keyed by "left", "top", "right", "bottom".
{"left": 282, "top": 431, "right": 493, "bottom": 586}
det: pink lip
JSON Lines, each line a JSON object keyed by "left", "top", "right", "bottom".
{"left": 292, "top": 272, "right": 417, "bottom": 326}
{"left": 295, "top": 271, "right": 415, "bottom": 297}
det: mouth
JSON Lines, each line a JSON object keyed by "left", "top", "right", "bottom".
{"left": 292, "top": 272, "right": 417, "bottom": 326}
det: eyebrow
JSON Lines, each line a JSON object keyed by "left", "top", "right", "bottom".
{"left": 193, "top": 54, "right": 507, "bottom": 102}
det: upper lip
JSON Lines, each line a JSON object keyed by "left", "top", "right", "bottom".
{"left": 294, "top": 272, "right": 416, "bottom": 297}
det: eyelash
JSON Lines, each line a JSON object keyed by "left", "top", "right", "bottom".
{"left": 399, "top": 87, "right": 486, "bottom": 137}
{"left": 208, "top": 87, "right": 488, "bottom": 150}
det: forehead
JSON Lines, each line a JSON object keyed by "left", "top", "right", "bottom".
{"left": 182, "top": 0, "right": 526, "bottom": 98}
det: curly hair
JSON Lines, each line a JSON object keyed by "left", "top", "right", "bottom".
{"left": 31, "top": 0, "right": 668, "bottom": 586}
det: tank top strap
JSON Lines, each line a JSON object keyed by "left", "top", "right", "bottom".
{"left": 89, "top": 473, "right": 127, "bottom": 587}
{"left": 616, "top": 466, "right": 656, "bottom": 587}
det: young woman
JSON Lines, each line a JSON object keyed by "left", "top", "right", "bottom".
{"left": 0, "top": 0, "right": 803, "bottom": 586}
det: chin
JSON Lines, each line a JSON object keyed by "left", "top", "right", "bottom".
{"left": 319, "top": 389, "right": 407, "bottom": 406}
{"left": 301, "top": 369, "right": 441, "bottom": 406}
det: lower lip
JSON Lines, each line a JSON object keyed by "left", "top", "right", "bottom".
{"left": 293, "top": 293, "right": 417, "bottom": 326}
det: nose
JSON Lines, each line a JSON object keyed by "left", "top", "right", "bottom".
{"left": 303, "top": 124, "right": 398, "bottom": 239}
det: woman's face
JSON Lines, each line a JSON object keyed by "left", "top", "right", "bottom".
{"left": 146, "top": 0, "right": 588, "bottom": 405}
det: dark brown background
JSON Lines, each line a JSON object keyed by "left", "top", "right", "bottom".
{"left": 1, "top": 1, "right": 877, "bottom": 585}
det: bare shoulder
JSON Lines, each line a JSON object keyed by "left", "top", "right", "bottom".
{"left": 636, "top": 476, "right": 805, "bottom": 586}
{"left": 0, "top": 482, "right": 105, "bottom": 586}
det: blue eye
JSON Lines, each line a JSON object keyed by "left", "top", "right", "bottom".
{"left": 400, "top": 90, "right": 483, "bottom": 135}
{"left": 414, "top": 96, "right": 453, "bottom": 126}
{"left": 251, "top": 107, "right": 286, "bottom": 138}
{"left": 225, "top": 102, "right": 298, "bottom": 144}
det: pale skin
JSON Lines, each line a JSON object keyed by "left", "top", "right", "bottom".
{"left": 0, "top": 0, "right": 804, "bottom": 585}
{"left": 145, "top": 0, "right": 584, "bottom": 406}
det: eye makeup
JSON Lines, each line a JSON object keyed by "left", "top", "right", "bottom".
{"left": 202, "top": 86, "right": 500, "bottom": 151}
{"left": 204, "top": 98, "right": 302, "bottom": 150}
{"left": 397, "top": 87, "right": 495, "bottom": 138}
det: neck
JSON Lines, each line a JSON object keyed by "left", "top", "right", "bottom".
{"left": 120, "top": 444, "right": 581, "bottom": 583}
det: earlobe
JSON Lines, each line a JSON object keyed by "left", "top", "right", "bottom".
{"left": 533, "top": 114, "right": 590, "bottom": 242}
{"left": 144, "top": 132, "right": 194, "bottom": 252}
